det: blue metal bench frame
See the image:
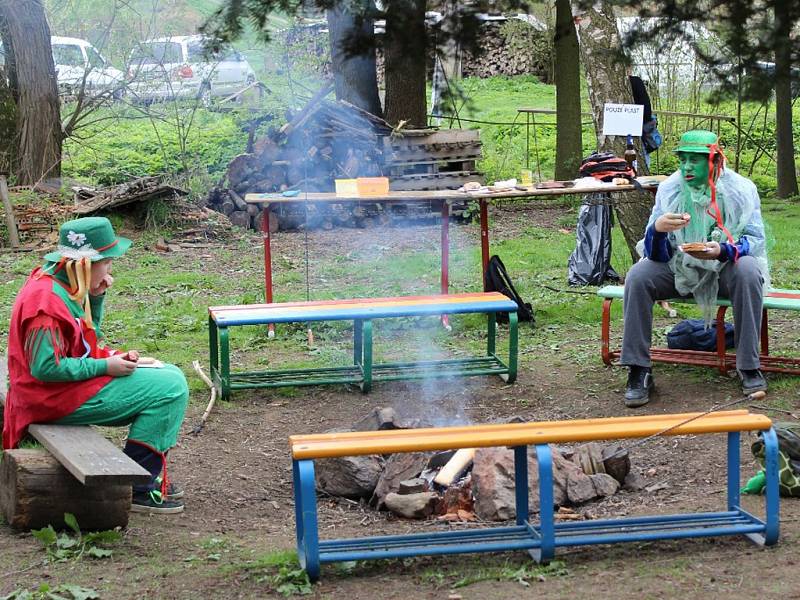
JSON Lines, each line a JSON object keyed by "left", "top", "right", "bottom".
{"left": 292, "top": 424, "right": 779, "bottom": 581}
{"left": 208, "top": 293, "right": 519, "bottom": 399}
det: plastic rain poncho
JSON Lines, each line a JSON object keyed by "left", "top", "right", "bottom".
{"left": 646, "top": 168, "right": 769, "bottom": 323}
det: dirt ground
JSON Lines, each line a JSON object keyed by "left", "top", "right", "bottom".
{"left": 2, "top": 204, "right": 800, "bottom": 599}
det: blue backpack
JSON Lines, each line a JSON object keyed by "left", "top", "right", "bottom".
{"left": 666, "top": 319, "right": 734, "bottom": 352}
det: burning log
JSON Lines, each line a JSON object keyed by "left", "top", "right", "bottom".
{"left": 433, "top": 448, "right": 476, "bottom": 486}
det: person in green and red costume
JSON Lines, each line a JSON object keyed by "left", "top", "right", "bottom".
{"left": 621, "top": 130, "right": 769, "bottom": 408}
{"left": 3, "top": 217, "right": 189, "bottom": 514}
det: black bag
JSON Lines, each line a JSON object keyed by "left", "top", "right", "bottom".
{"left": 666, "top": 318, "right": 734, "bottom": 352}
{"left": 567, "top": 193, "right": 620, "bottom": 286}
{"left": 483, "top": 255, "right": 534, "bottom": 324}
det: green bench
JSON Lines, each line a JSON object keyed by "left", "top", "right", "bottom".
{"left": 208, "top": 292, "right": 519, "bottom": 399}
{"left": 598, "top": 285, "right": 800, "bottom": 374}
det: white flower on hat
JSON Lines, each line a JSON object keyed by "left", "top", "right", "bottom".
{"left": 67, "top": 230, "right": 87, "bottom": 247}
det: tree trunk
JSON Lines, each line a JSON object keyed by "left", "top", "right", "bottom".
{"left": 383, "top": 0, "right": 427, "bottom": 127}
{"left": 554, "top": 0, "right": 583, "bottom": 180}
{"left": 0, "top": 449, "right": 132, "bottom": 531}
{"left": 774, "top": 1, "right": 799, "bottom": 199}
{"left": 326, "top": 0, "right": 383, "bottom": 118}
{"left": 0, "top": 0, "right": 62, "bottom": 186}
{"left": 572, "top": 1, "right": 651, "bottom": 261}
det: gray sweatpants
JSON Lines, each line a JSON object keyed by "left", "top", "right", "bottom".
{"left": 621, "top": 256, "right": 764, "bottom": 370}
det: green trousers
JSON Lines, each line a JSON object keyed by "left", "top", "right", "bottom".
{"left": 56, "top": 364, "right": 189, "bottom": 453}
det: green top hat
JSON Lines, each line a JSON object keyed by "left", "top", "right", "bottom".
{"left": 674, "top": 129, "right": 718, "bottom": 154}
{"left": 43, "top": 217, "right": 132, "bottom": 263}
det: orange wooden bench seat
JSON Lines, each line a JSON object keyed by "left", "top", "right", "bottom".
{"left": 289, "top": 410, "right": 780, "bottom": 580}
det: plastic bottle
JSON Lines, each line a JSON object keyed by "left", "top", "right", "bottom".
{"left": 624, "top": 134, "right": 637, "bottom": 176}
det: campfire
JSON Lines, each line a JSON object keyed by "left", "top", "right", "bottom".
{"left": 315, "top": 408, "right": 644, "bottom": 522}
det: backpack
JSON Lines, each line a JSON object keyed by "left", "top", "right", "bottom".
{"left": 642, "top": 117, "right": 663, "bottom": 154}
{"left": 579, "top": 152, "right": 636, "bottom": 182}
{"left": 751, "top": 423, "right": 800, "bottom": 497}
{"left": 666, "top": 319, "right": 735, "bottom": 352}
{"left": 483, "top": 255, "right": 534, "bottom": 324}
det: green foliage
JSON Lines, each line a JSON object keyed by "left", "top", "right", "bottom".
{"left": 1, "top": 584, "right": 100, "bottom": 600}
{"left": 30, "top": 513, "right": 122, "bottom": 562}
{"left": 452, "top": 559, "right": 569, "bottom": 588}
{"left": 61, "top": 106, "right": 246, "bottom": 186}
{"left": 228, "top": 550, "right": 313, "bottom": 596}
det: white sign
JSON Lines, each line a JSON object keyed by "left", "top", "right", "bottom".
{"left": 602, "top": 103, "right": 644, "bottom": 136}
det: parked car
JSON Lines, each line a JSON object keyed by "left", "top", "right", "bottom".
{"left": 51, "top": 36, "right": 125, "bottom": 97}
{"left": 0, "top": 36, "right": 124, "bottom": 98}
{"left": 126, "top": 35, "right": 256, "bottom": 104}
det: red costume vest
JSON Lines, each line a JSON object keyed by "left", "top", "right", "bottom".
{"left": 2, "top": 268, "right": 113, "bottom": 449}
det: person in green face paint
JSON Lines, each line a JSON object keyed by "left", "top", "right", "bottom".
{"left": 620, "top": 130, "right": 769, "bottom": 408}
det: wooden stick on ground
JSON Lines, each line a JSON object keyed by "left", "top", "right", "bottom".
{"left": 191, "top": 360, "right": 217, "bottom": 434}
{"left": 0, "top": 176, "right": 20, "bottom": 248}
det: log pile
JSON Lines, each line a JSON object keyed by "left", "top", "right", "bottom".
{"left": 207, "top": 95, "right": 392, "bottom": 230}
{"left": 73, "top": 176, "right": 187, "bottom": 215}
{"left": 462, "top": 19, "right": 552, "bottom": 81}
{"left": 208, "top": 92, "right": 483, "bottom": 229}
{"left": 281, "top": 16, "right": 553, "bottom": 83}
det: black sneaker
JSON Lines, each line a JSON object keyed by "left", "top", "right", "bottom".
{"left": 625, "top": 366, "right": 654, "bottom": 408}
{"left": 154, "top": 476, "right": 184, "bottom": 500}
{"left": 739, "top": 369, "right": 767, "bottom": 395}
{"left": 131, "top": 490, "right": 184, "bottom": 515}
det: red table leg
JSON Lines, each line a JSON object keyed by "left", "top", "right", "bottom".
{"left": 441, "top": 200, "right": 451, "bottom": 330}
{"left": 480, "top": 199, "right": 489, "bottom": 290}
{"left": 262, "top": 206, "right": 275, "bottom": 338}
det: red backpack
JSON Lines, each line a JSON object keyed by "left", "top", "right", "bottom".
{"left": 579, "top": 152, "right": 635, "bottom": 182}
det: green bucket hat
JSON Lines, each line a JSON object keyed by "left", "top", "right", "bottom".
{"left": 674, "top": 129, "right": 719, "bottom": 154}
{"left": 43, "top": 217, "right": 132, "bottom": 263}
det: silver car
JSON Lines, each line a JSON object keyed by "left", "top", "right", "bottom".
{"left": 126, "top": 35, "right": 256, "bottom": 103}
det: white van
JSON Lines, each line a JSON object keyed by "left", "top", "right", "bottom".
{"left": 126, "top": 35, "right": 256, "bottom": 103}
{"left": 51, "top": 36, "right": 125, "bottom": 97}
{"left": 0, "top": 37, "right": 124, "bottom": 98}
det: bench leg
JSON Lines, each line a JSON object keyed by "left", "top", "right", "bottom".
{"left": 727, "top": 431, "right": 741, "bottom": 511}
{"left": 762, "top": 427, "right": 780, "bottom": 546}
{"left": 353, "top": 319, "right": 363, "bottom": 366}
{"left": 761, "top": 309, "right": 769, "bottom": 356}
{"left": 360, "top": 320, "right": 373, "bottom": 393}
{"left": 601, "top": 298, "right": 613, "bottom": 366}
{"left": 532, "top": 443, "right": 555, "bottom": 563}
{"left": 209, "top": 316, "right": 220, "bottom": 396}
{"left": 219, "top": 326, "right": 231, "bottom": 402}
{"left": 500, "top": 311, "right": 518, "bottom": 383}
{"left": 293, "top": 459, "right": 321, "bottom": 581}
{"left": 513, "top": 445, "right": 529, "bottom": 525}
{"left": 487, "top": 313, "right": 496, "bottom": 357}
{"left": 715, "top": 306, "right": 729, "bottom": 374}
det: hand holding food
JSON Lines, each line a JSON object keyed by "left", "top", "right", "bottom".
{"left": 679, "top": 241, "right": 721, "bottom": 260}
{"left": 654, "top": 212, "right": 691, "bottom": 233}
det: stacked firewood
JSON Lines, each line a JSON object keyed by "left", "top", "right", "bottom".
{"left": 207, "top": 95, "right": 393, "bottom": 230}
{"left": 461, "top": 20, "right": 552, "bottom": 82}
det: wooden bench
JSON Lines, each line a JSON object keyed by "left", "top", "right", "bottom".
{"left": 598, "top": 285, "right": 800, "bottom": 374}
{"left": 0, "top": 361, "right": 151, "bottom": 530}
{"left": 289, "top": 410, "right": 779, "bottom": 581}
{"left": 208, "top": 292, "right": 518, "bottom": 400}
